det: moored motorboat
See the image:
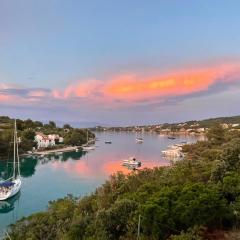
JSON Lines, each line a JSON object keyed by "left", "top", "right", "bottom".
{"left": 161, "top": 142, "right": 189, "bottom": 159}
{"left": 136, "top": 137, "right": 144, "bottom": 143}
{"left": 122, "top": 157, "right": 141, "bottom": 167}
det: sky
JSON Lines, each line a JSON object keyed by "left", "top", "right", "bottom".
{"left": 0, "top": 0, "right": 240, "bottom": 126}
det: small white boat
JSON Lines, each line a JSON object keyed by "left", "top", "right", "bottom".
{"left": 123, "top": 157, "right": 141, "bottom": 167}
{"left": 161, "top": 149, "right": 183, "bottom": 157}
{"left": 82, "top": 146, "right": 95, "bottom": 151}
{"left": 136, "top": 137, "right": 144, "bottom": 143}
{"left": 161, "top": 143, "right": 184, "bottom": 158}
{"left": 0, "top": 120, "right": 22, "bottom": 201}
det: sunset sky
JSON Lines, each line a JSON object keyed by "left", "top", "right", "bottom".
{"left": 1, "top": 1, "right": 240, "bottom": 125}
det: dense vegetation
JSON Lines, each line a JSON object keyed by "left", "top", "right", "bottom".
{"left": 6, "top": 125, "right": 240, "bottom": 239}
{"left": 0, "top": 116, "right": 94, "bottom": 159}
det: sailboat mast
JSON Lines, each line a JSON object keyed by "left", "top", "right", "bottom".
{"left": 13, "top": 119, "right": 16, "bottom": 179}
{"left": 87, "top": 129, "right": 88, "bottom": 144}
{"left": 16, "top": 120, "right": 20, "bottom": 177}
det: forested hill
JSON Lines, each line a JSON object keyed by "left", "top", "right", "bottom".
{"left": 7, "top": 125, "right": 240, "bottom": 239}
{"left": 184, "top": 115, "right": 240, "bottom": 127}
{"left": 0, "top": 116, "right": 94, "bottom": 159}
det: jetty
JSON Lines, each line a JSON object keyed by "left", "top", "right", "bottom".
{"left": 33, "top": 146, "right": 80, "bottom": 155}
{"left": 161, "top": 143, "right": 189, "bottom": 159}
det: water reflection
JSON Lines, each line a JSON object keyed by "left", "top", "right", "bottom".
{"left": 0, "top": 192, "right": 20, "bottom": 214}
{"left": 37, "top": 150, "right": 86, "bottom": 164}
{"left": 20, "top": 157, "right": 38, "bottom": 177}
{"left": 0, "top": 151, "right": 87, "bottom": 181}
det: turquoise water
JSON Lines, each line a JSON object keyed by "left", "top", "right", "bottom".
{"left": 0, "top": 132, "right": 197, "bottom": 233}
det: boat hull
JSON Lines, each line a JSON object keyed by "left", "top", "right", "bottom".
{"left": 0, "top": 178, "right": 22, "bottom": 201}
{"left": 136, "top": 138, "right": 144, "bottom": 143}
{"left": 82, "top": 146, "right": 95, "bottom": 151}
{"left": 123, "top": 160, "right": 141, "bottom": 167}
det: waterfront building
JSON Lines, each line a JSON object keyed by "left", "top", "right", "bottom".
{"left": 35, "top": 133, "right": 55, "bottom": 149}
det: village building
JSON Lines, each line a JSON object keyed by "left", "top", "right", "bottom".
{"left": 35, "top": 133, "right": 57, "bottom": 149}
{"left": 196, "top": 128, "right": 205, "bottom": 133}
{"left": 48, "top": 134, "right": 64, "bottom": 143}
{"left": 220, "top": 123, "right": 228, "bottom": 129}
{"left": 190, "top": 123, "right": 199, "bottom": 127}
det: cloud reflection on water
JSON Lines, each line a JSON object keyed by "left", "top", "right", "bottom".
{"left": 49, "top": 151, "right": 170, "bottom": 179}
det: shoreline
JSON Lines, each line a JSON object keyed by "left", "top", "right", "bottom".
{"left": 94, "top": 129, "right": 206, "bottom": 136}
{"left": 32, "top": 146, "right": 81, "bottom": 155}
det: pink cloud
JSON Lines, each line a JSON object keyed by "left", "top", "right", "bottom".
{"left": 1, "top": 62, "right": 240, "bottom": 109}
{"left": 0, "top": 94, "right": 11, "bottom": 101}
{"left": 52, "top": 62, "right": 240, "bottom": 107}
{"left": 53, "top": 80, "right": 102, "bottom": 99}
{"left": 27, "top": 90, "right": 49, "bottom": 98}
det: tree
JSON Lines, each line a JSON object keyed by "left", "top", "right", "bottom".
{"left": 206, "top": 124, "right": 225, "bottom": 144}
{"left": 96, "top": 199, "right": 138, "bottom": 240}
{"left": 63, "top": 124, "right": 71, "bottom": 129}
{"left": 221, "top": 139, "right": 240, "bottom": 171}
{"left": 222, "top": 173, "right": 240, "bottom": 202}
{"left": 22, "top": 129, "right": 35, "bottom": 141}
{"left": 64, "top": 129, "right": 86, "bottom": 146}
{"left": 48, "top": 121, "right": 56, "bottom": 128}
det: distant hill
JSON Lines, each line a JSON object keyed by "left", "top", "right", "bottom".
{"left": 1, "top": 115, "right": 240, "bottom": 130}
{"left": 55, "top": 120, "right": 110, "bottom": 128}
{"left": 0, "top": 116, "right": 107, "bottom": 129}
{"left": 93, "top": 115, "right": 240, "bottom": 130}
{"left": 189, "top": 115, "right": 240, "bottom": 127}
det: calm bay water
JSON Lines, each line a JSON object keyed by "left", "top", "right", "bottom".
{"left": 0, "top": 131, "right": 198, "bottom": 233}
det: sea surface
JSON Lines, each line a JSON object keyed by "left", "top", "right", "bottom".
{"left": 0, "top": 131, "right": 199, "bottom": 234}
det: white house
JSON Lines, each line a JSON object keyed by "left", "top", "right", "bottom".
{"left": 196, "top": 128, "right": 205, "bottom": 133}
{"left": 221, "top": 123, "right": 229, "bottom": 129}
{"left": 35, "top": 133, "right": 55, "bottom": 149}
{"left": 48, "top": 134, "right": 64, "bottom": 143}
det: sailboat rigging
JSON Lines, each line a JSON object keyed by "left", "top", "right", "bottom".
{"left": 0, "top": 120, "right": 22, "bottom": 201}
{"left": 82, "top": 129, "right": 95, "bottom": 151}
{"left": 136, "top": 130, "right": 144, "bottom": 143}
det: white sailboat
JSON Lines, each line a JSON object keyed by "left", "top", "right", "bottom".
{"left": 136, "top": 131, "right": 144, "bottom": 143}
{"left": 0, "top": 120, "right": 22, "bottom": 201}
{"left": 82, "top": 129, "right": 95, "bottom": 151}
